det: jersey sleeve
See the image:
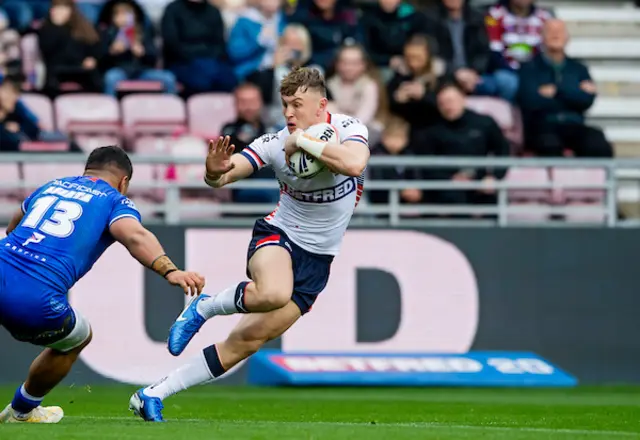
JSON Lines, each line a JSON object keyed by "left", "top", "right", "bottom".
{"left": 337, "top": 117, "right": 370, "bottom": 148}
{"left": 240, "top": 132, "right": 279, "bottom": 172}
{"left": 109, "top": 195, "right": 142, "bottom": 226}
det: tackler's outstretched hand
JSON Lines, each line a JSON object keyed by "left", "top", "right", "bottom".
{"left": 166, "top": 270, "right": 206, "bottom": 296}
{"left": 206, "top": 136, "right": 236, "bottom": 178}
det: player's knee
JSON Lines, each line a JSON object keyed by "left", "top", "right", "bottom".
{"left": 253, "top": 284, "right": 290, "bottom": 311}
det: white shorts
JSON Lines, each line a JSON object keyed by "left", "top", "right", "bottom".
{"left": 46, "top": 309, "right": 92, "bottom": 353}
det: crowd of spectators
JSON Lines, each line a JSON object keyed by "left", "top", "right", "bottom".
{"left": 0, "top": 0, "right": 615, "bottom": 209}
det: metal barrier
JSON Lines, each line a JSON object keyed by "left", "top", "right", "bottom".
{"left": 0, "top": 153, "right": 635, "bottom": 227}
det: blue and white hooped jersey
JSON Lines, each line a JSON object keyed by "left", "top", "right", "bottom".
{"left": 239, "top": 113, "right": 369, "bottom": 256}
{"left": 0, "top": 176, "right": 141, "bottom": 293}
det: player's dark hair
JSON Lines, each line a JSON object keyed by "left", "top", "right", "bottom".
{"left": 280, "top": 67, "right": 327, "bottom": 97}
{"left": 84, "top": 145, "right": 133, "bottom": 180}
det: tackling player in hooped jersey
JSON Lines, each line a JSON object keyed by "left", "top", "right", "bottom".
{"left": 0, "top": 146, "right": 205, "bottom": 424}
{"left": 131, "top": 67, "right": 370, "bottom": 421}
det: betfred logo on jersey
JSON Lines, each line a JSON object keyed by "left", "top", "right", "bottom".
{"left": 280, "top": 178, "right": 355, "bottom": 203}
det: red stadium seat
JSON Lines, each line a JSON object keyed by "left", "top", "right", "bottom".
{"left": 21, "top": 94, "right": 54, "bottom": 131}
{"left": 187, "top": 93, "right": 235, "bottom": 139}
{"left": 551, "top": 168, "right": 606, "bottom": 223}
{"left": 505, "top": 167, "right": 551, "bottom": 222}
{"left": 0, "top": 163, "right": 23, "bottom": 202}
{"left": 116, "top": 80, "right": 165, "bottom": 93}
{"left": 22, "top": 163, "right": 84, "bottom": 193}
{"left": 54, "top": 94, "right": 121, "bottom": 152}
{"left": 19, "top": 141, "right": 69, "bottom": 152}
{"left": 121, "top": 94, "right": 186, "bottom": 140}
{"left": 465, "top": 97, "right": 523, "bottom": 153}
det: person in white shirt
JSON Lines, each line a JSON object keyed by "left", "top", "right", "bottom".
{"left": 130, "top": 67, "right": 370, "bottom": 422}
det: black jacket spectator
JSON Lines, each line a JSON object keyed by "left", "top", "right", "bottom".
{"left": 416, "top": 110, "right": 509, "bottom": 180}
{"left": 161, "top": 0, "right": 227, "bottom": 66}
{"left": 290, "top": 0, "right": 361, "bottom": 70}
{"left": 518, "top": 53, "right": 612, "bottom": 157}
{"left": 361, "top": 1, "right": 422, "bottom": 67}
{"left": 388, "top": 71, "right": 440, "bottom": 131}
{"left": 38, "top": 0, "right": 103, "bottom": 95}
{"left": 99, "top": 25, "right": 157, "bottom": 76}
{"left": 419, "top": 0, "right": 490, "bottom": 77}
{"left": 0, "top": 80, "right": 40, "bottom": 151}
{"left": 98, "top": 1, "right": 157, "bottom": 74}
{"left": 415, "top": 84, "right": 509, "bottom": 208}
{"left": 161, "top": 0, "right": 235, "bottom": 93}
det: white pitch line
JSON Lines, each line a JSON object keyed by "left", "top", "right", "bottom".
{"left": 66, "top": 416, "right": 640, "bottom": 437}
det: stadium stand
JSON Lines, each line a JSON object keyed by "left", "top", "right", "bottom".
{"left": 0, "top": 0, "right": 639, "bottom": 224}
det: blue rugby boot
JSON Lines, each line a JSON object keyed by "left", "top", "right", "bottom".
{"left": 167, "top": 294, "right": 210, "bottom": 356}
{"left": 129, "top": 389, "right": 164, "bottom": 422}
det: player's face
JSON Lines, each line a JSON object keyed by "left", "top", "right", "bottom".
{"left": 281, "top": 88, "right": 327, "bottom": 133}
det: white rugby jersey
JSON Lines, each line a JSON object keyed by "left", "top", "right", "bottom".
{"left": 239, "top": 113, "right": 369, "bottom": 256}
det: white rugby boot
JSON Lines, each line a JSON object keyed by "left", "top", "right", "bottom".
{"left": 0, "top": 403, "right": 64, "bottom": 423}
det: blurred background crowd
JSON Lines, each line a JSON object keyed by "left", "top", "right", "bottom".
{"left": 0, "top": 0, "right": 622, "bottom": 210}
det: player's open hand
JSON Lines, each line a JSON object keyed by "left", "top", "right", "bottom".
{"left": 166, "top": 270, "right": 206, "bottom": 296}
{"left": 206, "top": 136, "right": 236, "bottom": 178}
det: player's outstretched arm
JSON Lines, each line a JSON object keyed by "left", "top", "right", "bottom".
{"left": 287, "top": 131, "right": 369, "bottom": 177}
{"left": 204, "top": 136, "right": 255, "bottom": 188}
{"left": 109, "top": 217, "right": 205, "bottom": 296}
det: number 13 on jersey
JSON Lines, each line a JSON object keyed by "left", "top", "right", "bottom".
{"left": 23, "top": 195, "right": 84, "bottom": 239}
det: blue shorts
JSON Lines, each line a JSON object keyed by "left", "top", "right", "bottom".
{"left": 246, "top": 219, "right": 333, "bottom": 315}
{"left": 0, "top": 262, "right": 75, "bottom": 346}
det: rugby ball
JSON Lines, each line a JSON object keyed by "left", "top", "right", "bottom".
{"left": 288, "top": 123, "right": 339, "bottom": 179}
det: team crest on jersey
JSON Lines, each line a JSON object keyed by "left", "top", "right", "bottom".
{"left": 341, "top": 117, "right": 360, "bottom": 129}
{"left": 122, "top": 198, "right": 137, "bottom": 210}
{"left": 260, "top": 133, "right": 280, "bottom": 143}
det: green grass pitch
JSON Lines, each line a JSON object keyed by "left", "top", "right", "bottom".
{"left": 1, "top": 385, "right": 639, "bottom": 439}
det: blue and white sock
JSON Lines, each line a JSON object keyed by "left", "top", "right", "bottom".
{"left": 196, "top": 282, "right": 250, "bottom": 319}
{"left": 11, "top": 384, "right": 43, "bottom": 416}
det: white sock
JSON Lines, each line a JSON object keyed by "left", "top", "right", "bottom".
{"left": 144, "top": 351, "right": 214, "bottom": 401}
{"left": 197, "top": 282, "right": 249, "bottom": 318}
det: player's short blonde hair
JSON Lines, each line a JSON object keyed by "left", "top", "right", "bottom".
{"left": 280, "top": 67, "right": 327, "bottom": 97}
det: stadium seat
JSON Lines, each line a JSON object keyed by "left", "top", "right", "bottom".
{"left": 187, "top": 93, "right": 236, "bottom": 139}
{"left": 0, "top": 163, "right": 23, "bottom": 203}
{"left": 121, "top": 94, "right": 186, "bottom": 140}
{"left": 465, "top": 97, "right": 523, "bottom": 153}
{"left": 505, "top": 167, "right": 551, "bottom": 222}
{"left": 550, "top": 168, "right": 607, "bottom": 223}
{"left": 19, "top": 141, "right": 69, "bottom": 152}
{"left": 22, "top": 163, "right": 84, "bottom": 192}
{"left": 54, "top": 94, "right": 121, "bottom": 152}
{"left": 116, "top": 80, "right": 165, "bottom": 94}
{"left": 21, "top": 93, "right": 54, "bottom": 131}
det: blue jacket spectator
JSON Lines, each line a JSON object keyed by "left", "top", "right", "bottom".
{"left": 228, "top": 0, "right": 286, "bottom": 82}
{"left": 518, "top": 19, "right": 611, "bottom": 157}
{"left": 290, "top": 0, "right": 361, "bottom": 71}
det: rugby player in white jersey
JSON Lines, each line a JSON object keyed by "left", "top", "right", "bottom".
{"left": 129, "top": 67, "right": 370, "bottom": 422}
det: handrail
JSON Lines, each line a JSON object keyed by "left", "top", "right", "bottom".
{"left": 0, "top": 153, "right": 632, "bottom": 227}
